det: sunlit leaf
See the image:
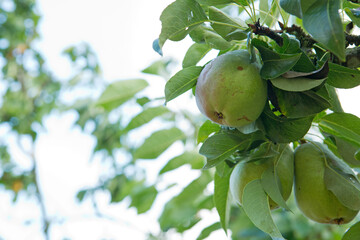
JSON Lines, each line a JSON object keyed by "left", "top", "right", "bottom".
{"left": 159, "top": 0, "right": 208, "bottom": 49}
{"left": 190, "top": 25, "right": 234, "bottom": 50}
{"left": 319, "top": 113, "right": 360, "bottom": 148}
{"left": 159, "top": 172, "right": 212, "bottom": 231}
{"left": 133, "top": 128, "right": 185, "bottom": 159}
{"left": 130, "top": 185, "right": 158, "bottom": 214}
{"left": 159, "top": 151, "right": 205, "bottom": 174}
{"left": 209, "top": 7, "right": 247, "bottom": 39}
{"left": 196, "top": 0, "right": 233, "bottom": 5}
{"left": 197, "top": 120, "right": 221, "bottom": 143}
{"left": 96, "top": 79, "right": 148, "bottom": 111}
{"left": 183, "top": 43, "right": 211, "bottom": 68}
{"left": 242, "top": 180, "right": 284, "bottom": 239}
{"left": 124, "top": 106, "right": 170, "bottom": 132}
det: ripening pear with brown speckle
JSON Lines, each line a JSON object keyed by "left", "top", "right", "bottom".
{"left": 195, "top": 50, "right": 267, "bottom": 127}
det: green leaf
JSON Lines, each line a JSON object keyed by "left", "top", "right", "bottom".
{"left": 252, "top": 39, "right": 302, "bottom": 79}
{"left": 96, "top": 79, "right": 148, "bottom": 111}
{"left": 274, "top": 88, "right": 331, "bottom": 118}
{"left": 197, "top": 120, "right": 221, "bottom": 143}
{"left": 208, "top": 7, "right": 247, "bottom": 39}
{"left": 124, "top": 106, "right": 170, "bottom": 132}
{"left": 260, "top": 0, "right": 279, "bottom": 27}
{"left": 159, "top": 0, "right": 208, "bottom": 48}
{"left": 196, "top": 0, "right": 234, "bottom": 5}
{"left": 270, "top": 77, "right": 326, "bottom": 92}
{"left": 196, "top": 222, "right": 221, "bottom": 240}
{"left": 301, "top": 0, "right": 345, "bottom": 61}
{"left": 324, "top": 154, "right": 360, "bottom": 210}
{"left": 200, "top": 131, "right": 264, "bottom": 169}
{"left": 259, "top": 104, "right": 314, "bottom": 143}
{"left": 165, "top": 66, "right": 203, "bottom": 103}
{"left": 130, "top": 185, "right": 158, "bottom": 214}
{"left": 133, "top": 128, "right": 185, "bottom": 159}
{"left": 245, "top": 142, "right": 279, "bottom": 162}
{"left": 76, "top": 190, "right": 87, "bottom": 202}
{"left": 319, "top": 113, "right": 360, "bottom": 148}
{"left": 292, "top": 51, "right": 317, "bottom": 72}
{"left": 214, "top": 165, "right": 232, "bottom": 233}
{"left": 356, "top": 149, "right": 360, "bottom": 161}
{"left": 190, "top": 25, "right": 234, "bottom": 50}
{"left": 183, "top": 43, "right": 211, "bottom": 68}
{"left": 159, "top": 151, "right": 205, "bottom": 174}
{"left": 345, "top": 8, "right": 360, "bottom": 28}
{"left": 136, "top": 97, "right": 151, "bottom": 106}
{"left": 242, "top": 180, "right": 284, "bottom": 239}
{"left": 159, "top": 172, "right": 212, "bottom": 231}
{"left": 342, "top": 221, "right": 360, "bottom": 240}
{"left": 275, "top": 33, "right": 301, "bottom": 54}
{"left": 327, "top": 63, "right": 360, "bottom": 89}
{"left": 142, "top": 59, "right": 171, "bottom": 78}
{"left": 334, "top": 137, "right": 360, "bottom": 166}
{"left": 280, "top": 0, "right": 302, "bottom": 18}
{"left": 261, "top": 166, "right": 291, "bottom": 211}
{"left": 325, "top": 84, "right": 343, "bottom": 113}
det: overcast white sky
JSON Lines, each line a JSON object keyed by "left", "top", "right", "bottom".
{"left": 0, "top": 1, "right": 225, "bottom": 240}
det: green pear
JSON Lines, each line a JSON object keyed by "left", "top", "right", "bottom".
{"left": 294, "top": 142, "right": 358, "bottom": 224}
{"left": 195, "top": 50, "right": 267, "bottom": 127}
{"left": 229, "top": 144, "right": 294, "bottom": 209}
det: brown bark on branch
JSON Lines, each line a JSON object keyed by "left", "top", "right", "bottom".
{"left": 248, "top": 20, "right": 283, "bottom": 46}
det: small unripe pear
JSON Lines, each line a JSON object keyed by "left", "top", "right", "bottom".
{"left": 195, "top": 50, "right": 267, "bottom": 127}
{"left": 229, "top": 145, "right": 294, "bottom": 209}
{"left": 294, "top": 142, "right": 358, "bottom": 224}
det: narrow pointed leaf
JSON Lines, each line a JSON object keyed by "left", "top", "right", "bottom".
{"left": 96, "top": 79, "right": 148, "bottom": 110}
{"left": 196, "top": 222, "right": 221, "bottom": 240}
{"left": 319, "top": 113, "right": 360, "bottom": 148}
{"left": 261, "top": 165, "right": 291, "bottom": 211}
{"left": 270, "top": 77, "right": 326, "bottom": 92}
{"left": 124, "top": 106, "right": 170, "bottom": 132}
{"left": 209, "top": 7, "right": 246, "bottom": 39}
{"left": 165, "top": 66, "right": 203, "bottom": 103}
{"left": 301, "top": 0, "right": 345, "bottom": 61}
{"left": 159, "top": 151, "right": 205, "bottom": 174}
{"left": 280, "top": 0, "right": 302, "bottom": 18}
{"left": 242, "top": 180, "right": 284, "bottom": 239}
{"left": 214, "top": 166, "right": 232, "bottom": 233}
{"left": 133, "top": 128, "right": 185, "bottom": 159}
{"left": 183, "top": 43, "right": 212, "bottom": 68}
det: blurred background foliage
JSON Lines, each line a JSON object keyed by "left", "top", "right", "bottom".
{"left": 0, "top": 0, "right": 356, "bottom": 239}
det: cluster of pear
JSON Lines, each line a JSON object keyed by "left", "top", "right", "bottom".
{"left": 195, "top": 50, "right": 359, "bottom": 224}
{"left": 229, "top": 142, "right": 359, "bottom": 224}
